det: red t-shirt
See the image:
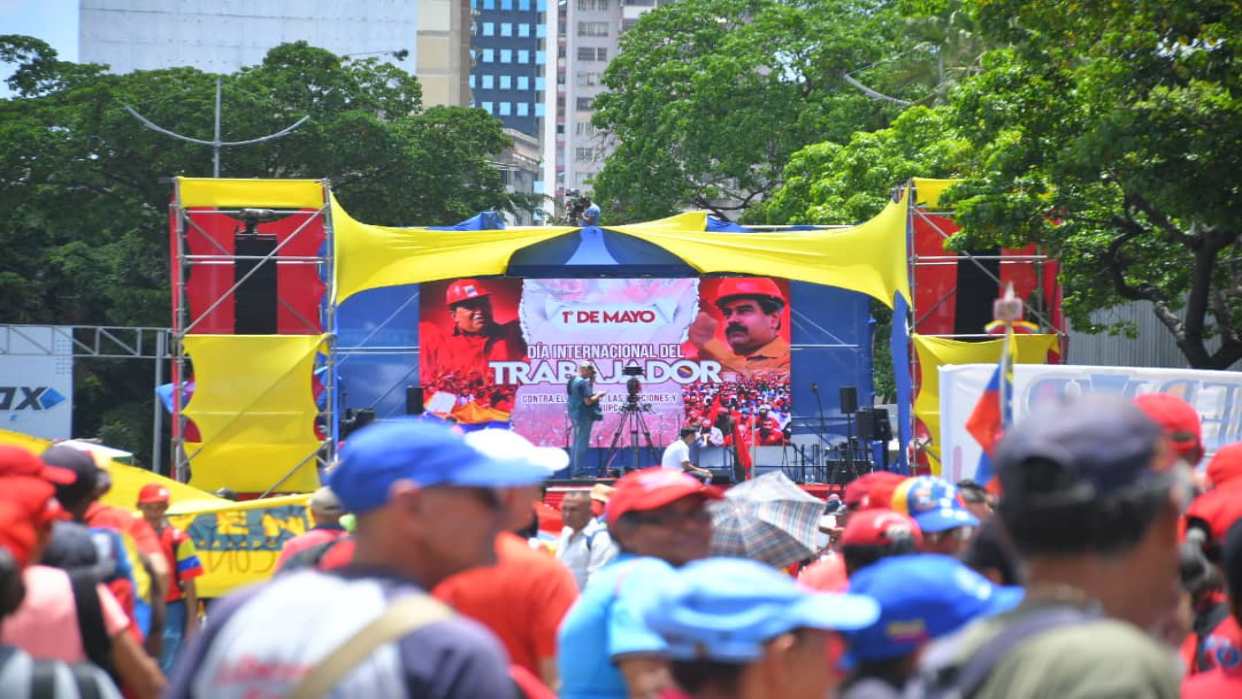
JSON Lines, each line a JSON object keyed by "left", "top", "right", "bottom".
{"left": 275, "top": 527, "right": 348, "bottom": 571}
{"left": 157, "top": 525, "right": 204, "bottom": 602}
{"left": 1182, "top": 664, "right": 1242, "bottom": 698}
{"left": 433, "top": 532, "right": 579, "bottom": 678}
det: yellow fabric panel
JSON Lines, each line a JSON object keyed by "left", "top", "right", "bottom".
{"left": 911, "top": 177, "right": 960, "bottom": 208}
{"left": 177, "top": 178, "right": 325, "bottom": 209}
{"left": 331, "top": 195, "right": 578, "bottom": 303}
{"left": 912, "top": 334, "right": 1060, "bottom": 474}
{"left": 184, "top": 335, "right": 326, "bottom": 493}
{"left": 100, "top": 460, "right": 227, "bottom": 511}
{"left": 607, "top": 190, "right": 912, "bottom": 308}
{"left": 166, "top": 494, "right": 311, "bottom": 597}
{"left": 0, "top": 428, "right": 50, "bottom": 454}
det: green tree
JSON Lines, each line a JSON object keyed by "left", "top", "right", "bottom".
{"left": 943, "top": 1, "right": 1241, "bottom": 369}
{"left": 590, "top": 0, "right": 915, "bottom": 222}
{"left": 0, "top": 38, "right": 520, "bottom": 464}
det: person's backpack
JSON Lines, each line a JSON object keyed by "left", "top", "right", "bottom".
{"left": 907, "top": 606, "right": 1098, "bottom": 699}
{"left": 67, "top": 571, "right": 118, "bottom": 682}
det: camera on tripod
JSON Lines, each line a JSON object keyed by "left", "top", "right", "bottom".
{"left": 621, "top": 365, "right": 648, "bottom": 409}
{"left": 564, "top": 188, "right": 599, "bottom": 226}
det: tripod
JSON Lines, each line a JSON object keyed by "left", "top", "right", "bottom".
{"left": 604, "top": 400, "right": 658, "bottom": 473}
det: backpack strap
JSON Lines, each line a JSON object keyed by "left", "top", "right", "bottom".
{"left": 288, "top": 594, "right": 453, "bottom": 699}
{"left": 919, "top": 606, "right": 1096, "bottom": 699}
{"left": 67, "top": 570, "right": 117, "bottom": 681}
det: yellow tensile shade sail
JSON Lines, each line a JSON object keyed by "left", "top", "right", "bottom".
{"left": 606, "top": 189, "right": 912, "bottom": 309}
{"left": 913, "top": 334, "right": 1060, "bottom": 474}
{"left": 911, "top": 177, "right": 960, "bottom": 208}
{"left": 331, "top": 195, "right": 579, "bottom": 304}
{"left": 177, "top": 178, "right": 326, "bottom": 209}
{"left": 184, "top": 334, "right": 326, "bottom": 493}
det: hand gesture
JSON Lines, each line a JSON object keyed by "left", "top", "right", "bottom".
{"left": 689, "top": 311, "right": 718, "bottom": 347}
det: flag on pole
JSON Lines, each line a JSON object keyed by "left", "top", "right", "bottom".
{"left": 965, "top": 331, "right": 1017, "bottom": 486}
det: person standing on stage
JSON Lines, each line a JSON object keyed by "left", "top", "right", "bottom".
{"left": 568, "top": 361, "right": 605, "bottom": 477}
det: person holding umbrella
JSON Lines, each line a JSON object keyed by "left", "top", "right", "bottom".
{"left": 557, "top": 468, "right": 722, "bottom": 699}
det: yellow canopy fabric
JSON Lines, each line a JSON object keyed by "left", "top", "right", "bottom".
{"left": 184, "top": 334, "right": 326, "bottom": 493}
{"left": 102, "top": 460, "right": 227, "bottom": 511}
{"left": 331, "top": 195, "right": 578, "bottom": 304}
{"left": 606, "top": 190, "right": 912, "bottom": 309}
{"left": 913, "top": 334, "right": 1059, "bottom": 474}
{"left": 0, "top": 428, "right": 50, "bottom": 455}
{"left": 911, "top": 177, "right": 960, "bottom": 208}
{"left": 177, "top": 178, "right": 326, "bottom": 209}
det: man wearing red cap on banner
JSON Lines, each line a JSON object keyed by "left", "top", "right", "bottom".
{"left": 136, "top": 483, "right": 203, "bottom": 674}
{"left": 558, "top": 467, "right": 722, "bottom": 699}
{"left": 689, "top": 278, "right": 790, "bottom": 377}
{"left": 420, "top": 278, "right": 527, "bottom": 379}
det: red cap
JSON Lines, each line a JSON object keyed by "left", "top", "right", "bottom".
{"left": 840, "top": 509, "right": 923, "bottom": 548}
{"left": 1186, "top": 484, "right": 1242, "bottom": 543}
{"left": 0, "top": 445, "right": 77, "bottom": 485}
{"left": 714, "top": 278, "right": 786, "bottom": 308}
{"left": 1133, "top": 393, "right": 1204, "bottom": 465}
{"left": 137, "top": 483, "right": 171, "bottom": 505}
{"left": 843, "top": 472, "right": 905, "bottom": 510}
{"left": 1206, "top": 443, "right": 1242, "bottom": 490}
{"left": 605, "top": 467, "right": 723, "bottom": 525}
{"left": 445, "top": 279, "right": 490, "bottom": 306}
{"left": 0, "top": 474, "right": 67, "bottom": 568}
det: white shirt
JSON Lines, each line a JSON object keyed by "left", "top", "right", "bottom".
{"left": 661, "top": 439, "right": 691, "bottom": 471}
{"left": 554, "top": 518, "right": 617, "bottom": 590}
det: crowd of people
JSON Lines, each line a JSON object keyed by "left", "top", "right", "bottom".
{"left": 3, "top": 389, "right": 1242, "bottom": 697}
{"left": 683, "top": 379, "right": 792, "bottom": 447}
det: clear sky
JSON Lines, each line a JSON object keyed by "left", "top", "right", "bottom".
{"left": 1, "top": 0, "right": 79, "bottom": 96}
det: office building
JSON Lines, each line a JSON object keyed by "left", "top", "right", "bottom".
{"left": 79, "top": 1, "right": 472, "bottom": 107}
{"left": 469, "top": 0, "right": 548, "bottom": 139}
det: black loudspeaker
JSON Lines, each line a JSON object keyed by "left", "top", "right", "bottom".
{"left": 857, "top": 409, "right": 892, "bottom": 442}
{"left": 839, "top": 386, "right": 858, "bottom": 414}
{"left": 234, "top": 236, "right": 278, "bottom": 334}
{"left": 406, "top": 385, "right": 424, "bottom": 415}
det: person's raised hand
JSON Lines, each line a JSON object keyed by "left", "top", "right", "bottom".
{"left": 689, "top": 311, "right": 717, "bottom": 347}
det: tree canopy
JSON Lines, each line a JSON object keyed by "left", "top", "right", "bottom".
{"left": 0, "top": 38, "right": 521, "bottom": 462}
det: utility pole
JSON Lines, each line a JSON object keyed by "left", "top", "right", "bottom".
{"left": 125, "top": 78, "right": 309, "bottom": 177}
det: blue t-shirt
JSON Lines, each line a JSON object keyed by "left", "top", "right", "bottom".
{"left": 557, "top": 553, "right": 676, "bottom": 699}
{"left": 167, "top": 567, "right": 515, "bottom": 698}
{"left": 568, "top": 376, "right": 594, "bottom": 423}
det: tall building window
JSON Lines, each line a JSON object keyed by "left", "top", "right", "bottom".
{"left": 576, "top": 147, "right": 595, "bottom": 162}
{"left": 535, "top": 77, "right": 545, "bottom": 90}
{"left": 517, "top": 102, "right": 530, "bottom": 116}
{"left": 520, "top": 0, "right": 532, "bottom": 8}
{"left": 482, "top": 101, "right": 494, "bottom": 113}
{"left": 535, "top": 103, "right": 546, "bottom": 117}
{"left": 596, "top": 47, "right": 608, "bottom": 61}
{"left": 518, "top": 50, "right": 530, "bottom": 63}
{"left": 482, "top": 22, "right": 494, "bottom": 36}
{"left": 576, "top": 96, "right": 593, "bottom": 110}
{"left": 501, "top": 23, "right": 513, "bottom": 37}
{"left": 500, "top": 102, "right": 512, "bottom": 116}
{"left": 500, "top": 49, "right": 513, "bottom": 63}
{"left": 499, "top": 75, "right": 512, "bottom": 89}
{"left": 469, "top": 74, "right": 476, "bottom": 88}
{"left": 576, "top": 72, "right": 599, "bottom": 87}
{"left": 519, "top": 23, "right": 531, "bottom": 37}
{"left": 577, "top": 22, "right": 609, "bottom": 37}
{"left": 536, "top": 50, "right": 546, "bottom": 64}
{"left": 482, "top": 74, "right": 495, "bottom": 89}
{"left": 578, "top": 0, "right": 609, "bottom": 9}
{"left": 483, "top": 0, "right": 495, "bottom": 8}
{"left": 517, "top": 76, "right": 530, "bottom": 90}
{"left": 501, "top": 0, "right": 514, "bottom": 9}
{"left": 577, "top": 46, "right": 595, "bottom": 61}
{"left": 482, "top": 49, "right": 494, "bottom": 63}
{"left": 537, "top": 24, "right": 547, "bottom": 38}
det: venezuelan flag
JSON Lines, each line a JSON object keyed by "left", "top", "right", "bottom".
{"left": 965, "top": 332, "right": 1017, "bottom": 486}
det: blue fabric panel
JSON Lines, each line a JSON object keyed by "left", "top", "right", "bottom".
{"left": 890, "top": 293, "right": 912, "bottom": 472}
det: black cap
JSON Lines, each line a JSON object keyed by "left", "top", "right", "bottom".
{"left": 41, "top": 446, "right": 102, "bottom": 509}
{"left": 995, "top": 394, "right": 1166, "bottom": 510}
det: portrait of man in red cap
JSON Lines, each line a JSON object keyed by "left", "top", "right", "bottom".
{"left": 419, "top": 278, "right": 527, "bottom": 382}
{"left": 688, "top": 277, "right": 791, "bottom": 377}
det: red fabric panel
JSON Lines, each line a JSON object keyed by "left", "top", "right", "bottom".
{"left": 180, "top": 209, "right": 325, "bottom": 335}
{"left": 913, "top": 214, "right": 960, "bottom": 335}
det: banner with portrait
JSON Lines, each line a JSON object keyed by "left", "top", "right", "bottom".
{"left": 418, "top": 277, "right": 794, "bottom": 448}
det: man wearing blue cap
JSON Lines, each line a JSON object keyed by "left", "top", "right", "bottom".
{"left": 840, "top": 554, "right": 1022, "bottom": 698}
{"left": 890, "top": 476, "right": 980, "bottom": 556}
{"left": 644, "top": 557, "right": 879, "bottom": 699}
{"left": 168, "top": 420, "right": 555, "bottom": 698}
{"left": 912, "top": 395, "right": 1184, "bottom": 698}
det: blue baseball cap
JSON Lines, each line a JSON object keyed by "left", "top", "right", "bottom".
{"left": 645, "top": 558, "right": 880, "bottom": 663}
{"left": 845, "top": 554, "right": 1023, "bottom": 662}
{"left": 891, "top": 476, "right": 980, "bottom": 533}
{"left": 328, "top": 420, "right": 554, "bottom": 514}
